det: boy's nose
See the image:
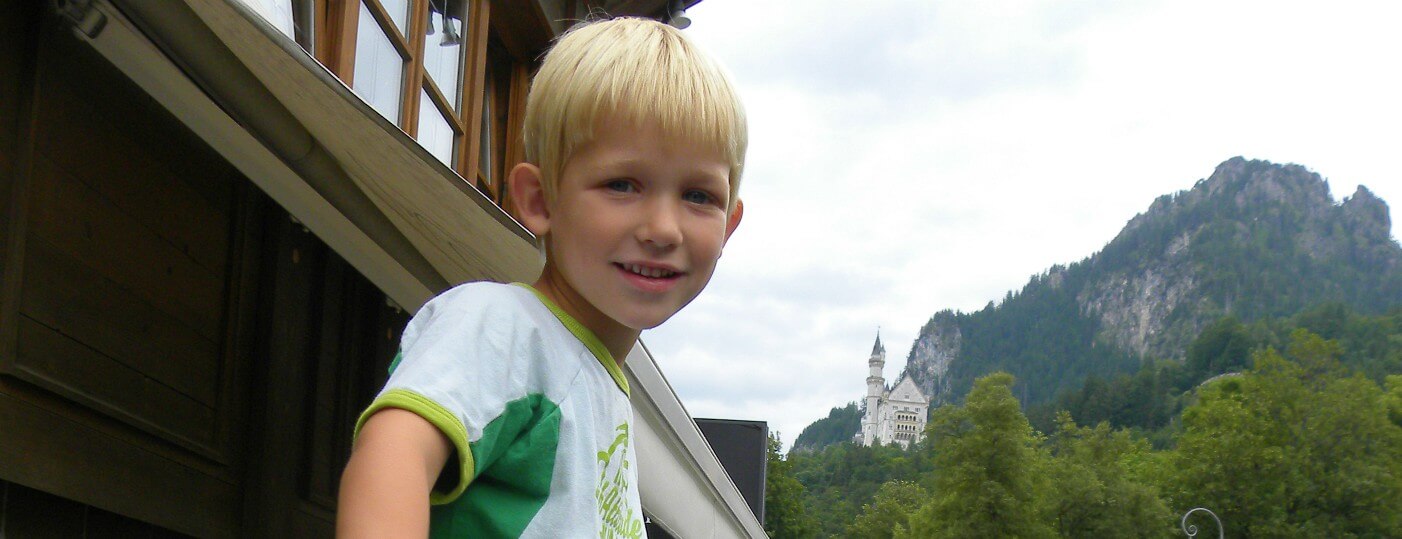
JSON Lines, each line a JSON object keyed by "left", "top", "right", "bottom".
{"left": 637, "top": 201, "right": 682, "bottom": 248}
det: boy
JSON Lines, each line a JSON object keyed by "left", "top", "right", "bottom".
{"left": 337, "top": 16, "right": 746, "bottom": 538}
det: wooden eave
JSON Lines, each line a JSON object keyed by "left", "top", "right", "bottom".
{"left": 489, "top": 0, "right": 554, "bottom": 61}
{"left": 109, "top": 0, "right": 542, "bottom": 313}
{"left": 490, "top": 0, "right": 707, "bottom": 62}
{"left": 600, "top": 0, "right": 702, "bottom": 20}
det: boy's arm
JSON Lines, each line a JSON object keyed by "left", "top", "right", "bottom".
{"left": 337, "top": 408, "right": 453, "bottom": 538}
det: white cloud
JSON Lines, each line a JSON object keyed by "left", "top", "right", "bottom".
{"left": 645, "top": 0, "right": 1402, "bottom": 450}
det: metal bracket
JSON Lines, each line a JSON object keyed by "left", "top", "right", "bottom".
{"left": 52, "top": 0, "right": 108, "bottom": 38}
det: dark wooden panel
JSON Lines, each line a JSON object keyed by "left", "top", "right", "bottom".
{"left": 0, "top": 128, "right": 10, "bottom": 184}
{"left": 14, "top": 316, "right": 219, "bottom": 454}
{"left": 20, "top": 235, "right": 220, "bottom": 406}
{"left": 212, "top": 185, "right": 265, "bottom": 468}
{"left": 304, "top": 255, "right": 406, "bottom": 511}
{"left": 305, "top": 253, "right": 350, "bottom": 507}
{"left": 31, "top": 22, "right": 235, "bottom": 216}
{"left": 240, "top": 216, "right": 323, "bottom": 537}
{"left": 4, "top": 480, "right": 86, "bottom": 539}
{"left": 0, "top": 8, "right": 258, "bottom": 537}
{"left": 85, "top": 506, "right": 159, "bottom": 539}
{"left": 26, "top": 155, "right": 226, "bottom": 341}
{"left": 0, "top": 0, "right": 33, "bottom": 164}
{"left": 291, "top": 506, "right": 336, "bottom": 538}
{"left": 0, "top": 0, "right": 40, "bottom": 377}
{"left": 0, "top": 388, "right": 238, "bottom": 538}
{"left": 488, "top": 0, "right": 553, "bottom": 61}
{"left": 28, "top": 123, "right": 233, "bottom": 276}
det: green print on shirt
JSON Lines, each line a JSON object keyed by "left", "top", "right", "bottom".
{"left": 428, "top": 393, "right": 561, "bottom": 539}
{"left": 595, "top": 423, "right": 643, "bottom": 538}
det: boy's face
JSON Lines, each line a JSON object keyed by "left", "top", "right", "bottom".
{"left": 531, "top": 117, "right": 741, "bottom": 334}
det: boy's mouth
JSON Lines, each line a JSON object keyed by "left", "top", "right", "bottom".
{"left": 616, "top": 263, "right": 680, "bottom": 279}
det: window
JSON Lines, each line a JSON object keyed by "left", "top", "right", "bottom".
{"left": 474, "top": 35, "right": 527, "bottom": 204}
{"left": 319, "top": 0, "right": 522, "bottom": 203}
{"left": 352, "top": 1, "right": 407, "bottom": 123}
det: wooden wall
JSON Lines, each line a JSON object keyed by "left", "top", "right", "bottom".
{"left": 0, "top": 478, "right": 187, "bottom": 537}
{"left": 0, "top": 3, "right": 407, "bottom": 536}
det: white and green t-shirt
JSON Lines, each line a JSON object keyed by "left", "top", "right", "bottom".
{"left": 355, "top": 282, "right": 644, "bottom": 538}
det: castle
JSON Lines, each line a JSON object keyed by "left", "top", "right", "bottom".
{"left": 860, "top": 333, "right": 930, "bottom": 448}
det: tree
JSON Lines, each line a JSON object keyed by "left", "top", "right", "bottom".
{"left": 764, "top": 434, "right": 818, "bottom": 538}
{"left": 1387, "top": 375, "right": 1402, "bottom": 428}
{"left": 1185, "top": 316, "right": 1253, "bottom": 379}
{"left": 792, "top": 402, "right": 862, "bottom": 452}
{"left": 1166, "top": 331, "right": 1402, "bottom": 537}
{"left": 905, "top": 373, "right": 1054, "bottom": 538}
{"left": 1045, "top": 412, "right": 1173, "bottom": 538}
{"left": 846, "top": 480, "right": 929, "bottom": 539}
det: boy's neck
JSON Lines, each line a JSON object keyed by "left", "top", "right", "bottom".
{"left": 530, "top": 275, "right": 639, "bottom": 365}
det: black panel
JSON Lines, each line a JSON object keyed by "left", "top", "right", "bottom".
{"left": 693, "top": 418, "right": 768, "bottom": 522}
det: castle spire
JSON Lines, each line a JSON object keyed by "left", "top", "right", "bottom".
{"left": 871, "top": 329, "right": 885, "bottom": 356}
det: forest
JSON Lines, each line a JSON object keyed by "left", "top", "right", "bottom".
{"left": 764, "top": 305, "right": 1402, "bottom": 537}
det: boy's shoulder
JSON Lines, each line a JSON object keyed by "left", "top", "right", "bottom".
{"left": 418, "top": 281, "right": 542, "bottom": 323}
{"left": 411, "top": 282, "right": 584, "bottom": 352}
{"left": 395, "top": 281, "right": 587, "bottom": 382}
{"left": 429, "top": 280, "right": 527, "bottom": 306}
{"left": 404, "top": 282, "right": 543, "bottom": 345}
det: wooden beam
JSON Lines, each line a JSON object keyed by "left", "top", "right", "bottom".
{"left": 488, "top": 0, "right": 554, "bottom": 61}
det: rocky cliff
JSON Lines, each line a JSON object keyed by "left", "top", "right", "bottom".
{"left": 902, "top": 157, "right": 1400, "bottom": 405}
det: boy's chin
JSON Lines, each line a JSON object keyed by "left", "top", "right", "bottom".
{"left": 621, "top": 313, "right": 676, "bottom": 332}
{"left": 600, "top": 294, "right": 703, "bottom": 332}
{"left": 612, "top": 305, "right": 687, "bottom": 332}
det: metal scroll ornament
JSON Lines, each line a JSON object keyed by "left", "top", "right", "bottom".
{"left": 1180, "top": 507, "right": 1223, "bottom": 538}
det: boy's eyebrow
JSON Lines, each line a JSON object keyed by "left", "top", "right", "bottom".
{"left": 611, "top": 161, "right": 730, "bottom": 184}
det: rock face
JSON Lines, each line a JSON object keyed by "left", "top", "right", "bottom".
{"left": 1077, "top": 233, "right": 1198, "bottom": 358}
{"left": 901, "top": 311, "right": 958, "bottom": 405}
{"left": 901, "top": 156, "right": 1400, "bottom": 406}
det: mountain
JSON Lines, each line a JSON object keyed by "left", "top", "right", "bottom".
{"left": 902, "top": 157, "right": 1400, "bottom": 407}
{"left": 792, "top": 402, "right": 862, "bottom": 453}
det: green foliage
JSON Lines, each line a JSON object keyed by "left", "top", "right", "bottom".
{"left": 846, "top": 480, "right": 928, "bottom": 539}
{"left": 792, "top": 402, "right": 861, "bottom": 453}
{"left": 1185, "top": 316, "right": 1252, "bottom": 379}
{"left": 905, "top": 373, "right": 1055, "bottom": 538}
{"left": 1030, "top": 304, "right": 1402, "bottom": 439}
{"left": 787, "top": 302, "right": 1402, "bottom": 538}
{"left": 1165, "top": 331, "right": 1402, "bottom": 537}
{"left": 764, "top": 434, "right": 819, "bottom": 538}
{"left": 1290, "top": 303, "right": 1402, "bottom": 381}
{"left": 929, "top": 270, "right": 1142, "bottom": 407}
{"left": 1387, "top": 375, "right": 1402, "bottom": 428}
{"left": 1045, "top": 413, "right": 1173, "bottom": 537}
{"left": 788, "top": 440, "right": 932, "bottom": 537}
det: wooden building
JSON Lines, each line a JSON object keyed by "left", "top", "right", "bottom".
{"left": 0, "top": 0, "right": 764, "bottom": 536}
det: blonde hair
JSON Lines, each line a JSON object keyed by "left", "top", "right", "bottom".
{"left": 522, "top": 17, "right": 747, "bottom": 211}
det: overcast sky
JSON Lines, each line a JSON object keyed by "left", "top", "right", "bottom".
{"left": 638, "top": 0, "right": 1402, "bottom": 450}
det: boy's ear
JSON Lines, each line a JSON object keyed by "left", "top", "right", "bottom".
{"left": 724, "top": 198, "right": 744, "bottom": 242}
{"left": 509, "top": 163, "right": 551, "bottom": 237}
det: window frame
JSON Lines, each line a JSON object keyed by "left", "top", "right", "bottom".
{"left": 317, "top": 0, "right": 524, "bottom": 205}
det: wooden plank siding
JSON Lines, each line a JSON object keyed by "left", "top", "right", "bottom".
{"left": 7, "top": 12, "right": 242, "bottom": 463}
{"left": 0, "top": 5, "right": 404, "bottom": 536}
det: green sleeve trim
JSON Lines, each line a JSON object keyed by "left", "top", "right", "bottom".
{"left": 515, "top": 282, "right": 630, "bottom": 397}
{"left": 355, "top": 388, "right": 476, "bottom": 505}
{"left": 387, "top": 350, "right": 403, "bottom": 375}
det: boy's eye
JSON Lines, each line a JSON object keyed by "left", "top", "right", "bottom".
{"left": 682, "top": 189, "right": 717, "bottom": 206}
{"left": 604, "top": 180, "right": 635, "bottom": 193}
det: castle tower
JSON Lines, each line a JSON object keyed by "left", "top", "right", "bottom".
{"left": 861, "top": 331, "right": 886, "bottom": 446}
